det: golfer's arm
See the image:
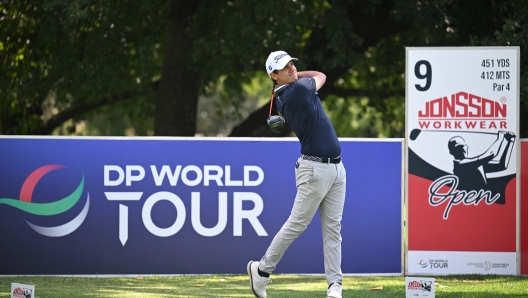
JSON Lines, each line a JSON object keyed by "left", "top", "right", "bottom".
{"left": 297, "top": 71, "right": 326, "bottom": 90}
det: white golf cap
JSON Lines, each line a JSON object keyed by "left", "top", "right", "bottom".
{"left": 265, "top": 51, "right": 298, "bottom": 76}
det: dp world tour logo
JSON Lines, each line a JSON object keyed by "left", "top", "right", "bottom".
{"left": 0, "top": 164, "right": 89, "bottom": 237}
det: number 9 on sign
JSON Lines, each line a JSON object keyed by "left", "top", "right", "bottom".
{"left": 414, "top": 60, "right": 432, "bottom": 91}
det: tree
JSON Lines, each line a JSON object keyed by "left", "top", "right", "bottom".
{"left": 1, "top": 0, "right": 527, "bottom": 138}
{"left": 0, "top": 0, "right": 167, "bottom": 134}
{"left": 232, "top": 0, "right": 528, "bottom": 138}
{"left": 229, "top": 0, "right": 411, "bottom": 137}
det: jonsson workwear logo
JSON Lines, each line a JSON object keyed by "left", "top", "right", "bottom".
{"left": 0, "top": 164, "right": 89, "bottom": 237}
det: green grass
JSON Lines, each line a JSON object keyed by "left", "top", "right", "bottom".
{"left": 1, "top": 274, "right": 527, "bottom": 297}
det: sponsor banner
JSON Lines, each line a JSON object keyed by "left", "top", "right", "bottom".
{"left": 408, "top": 251, "right": 516, "bottom": 275}
{"left": 406, "top": 47, "right": 519, "bottom": 273}
{"left": 405, "top": 277, "right": 435, "bottom": 298}
{"left": 0, "top": 138, "right": 402, "bottom": 275}
{"left": 11, "top": 283, "right": 34, "bottom": 298}
{"left": 522, "top": 140, "right": 528, "bottom": 275}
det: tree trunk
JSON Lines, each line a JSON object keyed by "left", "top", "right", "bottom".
{"left": 154, "top": 0, "right": 202, "bottom": 136}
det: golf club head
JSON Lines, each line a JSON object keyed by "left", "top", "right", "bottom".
{"left": 267, "top": 115, "right": 285, "bottom": 133}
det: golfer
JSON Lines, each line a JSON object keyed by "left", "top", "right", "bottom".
{"left": 247, "top": 51, "right": 346, "bottom": 298}
{"left": 448, "top": 130, "right": 515, "bottom": 203}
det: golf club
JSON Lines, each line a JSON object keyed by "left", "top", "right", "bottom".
{"left": 409, "top": 128, "right": 497, "bottom": 141}
{"left": 267, "top": 88, "right": 285, "bottom": 133}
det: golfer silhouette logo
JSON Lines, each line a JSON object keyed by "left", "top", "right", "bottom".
{"left": 448, "top": 130, "right": 516, "bottom": 204}
{"left": 421, "top": 280, "right": 432, "bottom": 292}
{"left": 24, "top": 289, "right": 32, "bottom": 298}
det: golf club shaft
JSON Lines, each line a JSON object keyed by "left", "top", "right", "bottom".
{"left": 268, "top": 89, "right": 275, "bottom": 117}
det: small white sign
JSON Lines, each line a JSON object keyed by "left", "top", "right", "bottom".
{"left": 10, "top": 283, "right": 35, "bottom": 298}
{"left": 406, "top": 277, "right": 435, "bottom": 298}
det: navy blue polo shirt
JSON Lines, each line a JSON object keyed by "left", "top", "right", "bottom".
{"left": 275, "top": 77, "right": 341, "bottom": 158}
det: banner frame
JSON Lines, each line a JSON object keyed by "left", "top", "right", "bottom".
{"left": 0, "top": 136, "right": 404, "bottom": 276}
{"left": 404, "top": 46, "right": 521, "bottom": 275}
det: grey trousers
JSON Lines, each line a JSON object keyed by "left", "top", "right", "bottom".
{"left": 259, "top": 157, "right": 346, "bottom": 285}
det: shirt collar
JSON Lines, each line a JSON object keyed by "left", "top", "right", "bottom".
{"left": 274, "top": 84, "right": 289, "bottom": 93}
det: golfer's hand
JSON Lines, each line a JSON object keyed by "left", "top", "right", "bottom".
{"left": 505, "top": 131, "right": 516, "bottom": 142}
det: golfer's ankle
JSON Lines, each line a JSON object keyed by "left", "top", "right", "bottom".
{"left": 258, "top": 268, "right": 270, "bottom": 277}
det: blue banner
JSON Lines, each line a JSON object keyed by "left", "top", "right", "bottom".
{"left": 0, "top": 137, "right": 402, "bottom": 275}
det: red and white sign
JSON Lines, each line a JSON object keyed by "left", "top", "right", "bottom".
{"left": 11, "top": 283, "right": 34, "bottom": 298}
{"left": 406, "top": 277, "right": 435, "bottom": 297}
{"left": 406, "top": 47, "right": 519, "bottom": 275}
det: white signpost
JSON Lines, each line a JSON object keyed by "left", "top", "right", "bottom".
{"left": 406, "top": 277, "right": 435, "bottom": 297}
{"left": 406, "top": 47, "right": 520, "bottom": 275}
{"left": 10, "top": 283, "right": 35, "bottom": 298}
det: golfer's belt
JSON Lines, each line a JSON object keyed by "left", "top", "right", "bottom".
{"left": 301, "top": 154, "right": 342, "bottom": 164}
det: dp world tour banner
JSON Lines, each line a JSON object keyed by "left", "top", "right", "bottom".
{"left": 406, "top": 47, "right": 519, "bottom": 275}
{"left": 0, "top": 137, "right": 402, "bottom": 275}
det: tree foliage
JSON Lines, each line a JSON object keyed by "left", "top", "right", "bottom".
{"left": 0, "top": 0, "right": 167, "bottom": 134}
{"left": 1, "top": 0, "right": 527, "bottom": 138}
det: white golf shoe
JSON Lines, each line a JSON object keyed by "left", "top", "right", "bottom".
{"left": 327, "top": 282, "right": 342, "bottom": 298}
{"left": 247, "top": 261, "right": 270, "bottom": 297}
